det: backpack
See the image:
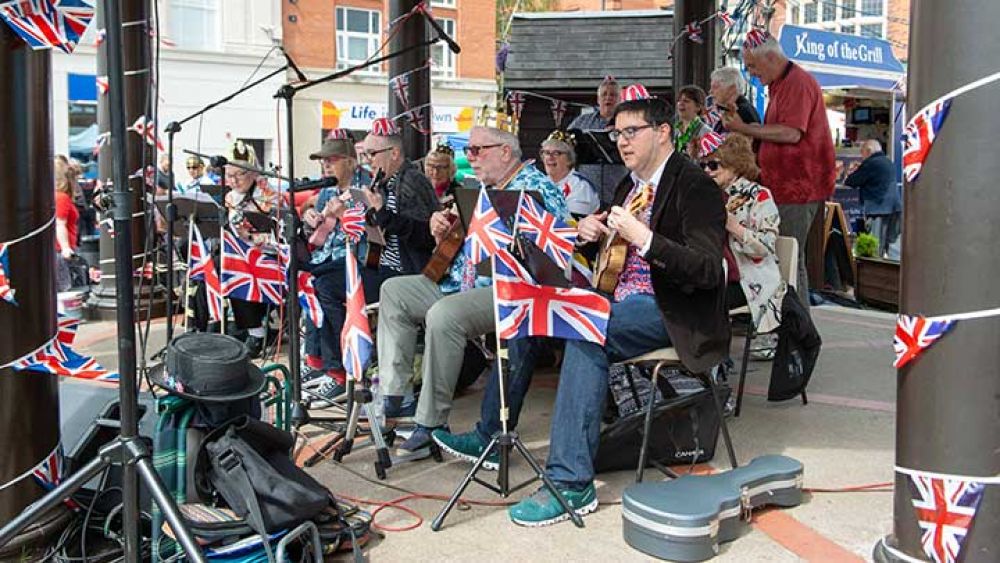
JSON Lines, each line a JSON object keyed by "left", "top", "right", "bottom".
{"left": 768, "top": 286, "right": 822, "bottom": 402}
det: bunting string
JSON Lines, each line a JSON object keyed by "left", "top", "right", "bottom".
{"left": 0, "top": 442, "right": 62, "bottom": 493}
{"left": 2, "top": 215, "right": 56, "bottom": 248}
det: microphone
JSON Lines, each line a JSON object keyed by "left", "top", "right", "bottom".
{"left": 290, "top": 176, "right": 338, "bottom": 192}
{"left": 422, "top": 10, "right": 461, "bottom": 54}
{"left": 279, "top": 45, "right": 308, "bottom": 83}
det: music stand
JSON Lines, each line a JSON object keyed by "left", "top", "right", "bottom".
{"left": 570, "top": 129, "right": 624, "bottom": 166}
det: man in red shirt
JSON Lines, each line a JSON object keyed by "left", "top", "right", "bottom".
{"left": 723, "top": 30, "right": 835, "bottom": 308}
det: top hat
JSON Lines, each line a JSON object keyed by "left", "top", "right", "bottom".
{"left": 149, "top": 333, "right": 266, "bottom": 403}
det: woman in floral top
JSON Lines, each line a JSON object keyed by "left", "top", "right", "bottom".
{"left": 699, "top": 133, "right": 785, "bottom": 334}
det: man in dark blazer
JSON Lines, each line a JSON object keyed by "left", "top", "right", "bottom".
{"left": 844, "top": 139, "right": 901, "bottom": 257}
{"left": 434, "top": 89, "right": 729, "bottom": 527}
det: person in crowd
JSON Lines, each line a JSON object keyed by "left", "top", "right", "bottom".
{"left": 568, "top": 76, "right": 628, "bottom": 204}
{"left": 709, "top": 67, "right": 761, "bottom": 135}
{"left": 423, "top": 143, "right": 462, "bottom": 200}
{"left": 435, "top": 91, "right": 728, "bottom": 528}
{"left": 223, "top": 141, "right": 277, "bottom": 357}
{"left": 306, "top": 119, "right": 439, "bottom": 407}
{"left": 180, "top": 156, "right": 213, "bottom": 193}
{"left": 699, "top": 132, "right": 784, "bottom": 334}
{"left": 377, "top": 125, "right": 569, "bottom": 457}
{"left": 540, "top": 130, "right": 600, "bottom": 218}
{"left": 843, "top": 139, "right": 901, "bottom": 258}
{"left": 724, "top": 30, "right": 836, "bottom": 309}
{"left": 55, "top": 156, "right": 80, "bottom": 292}
{"left": 673, "top": 85, "right": 714, "bottom": 159}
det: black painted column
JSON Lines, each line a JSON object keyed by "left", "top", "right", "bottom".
{"left": 0, "top": 23, "right": 63, "bottom": 549}
{"left": 672, "top": 0, "right": 717, "bottom": 93}
{"left": 388, "top": 0, "right": 431, "bottom": 158}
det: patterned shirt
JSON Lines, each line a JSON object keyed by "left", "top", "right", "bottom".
{"left": 310, "top": 167, "right": 373, "bottom": 266}
{"left": 612, "top": 155, "right": 671, "bottom": 302}
{"left": 440, "top": 163, "right": 570, "bottom": 294}
{"left": 378, "top": 173, "right": 403, "bottom": 272}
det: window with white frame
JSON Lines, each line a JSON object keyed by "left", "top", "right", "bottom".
{"left": 803, "top": 3, "right": 817, "bottom": 24}
{"left": 860, "top": 0, "right": 883, "bottom": 16}
{"left": 821, "top": 1, "right": 837, "bottom": 22}
{"left": 336, "top": 7, "right": 382, "bottom": 72}
{"left": 859, "top": 23, "right": 883, "bottom": 38}
{"left": 169, "top": 0, "right": 220, "bottom": 50}
{"left": 431, "top": 0, "right": 457, "bottom": 7}
{"left": 430, "top": 18, "right": 456, "bottom": 79}
{"left": 798, "top": 1, "right": 886, "bottom": 40}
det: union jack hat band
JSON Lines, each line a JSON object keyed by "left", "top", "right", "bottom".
{"left": 743, "top": 28, "right": 772, "bottom": 51}
{"left": 619, "top": 84, "right": 651, "bottom": 102}
{"left": 325, "top": 128, "right": 353, "bottom": 141}
{"left": 370, "top": 117, "right": 400, "bottom": 137}
{"left": 699, "top": 132, "right": 726, "bottom": 158}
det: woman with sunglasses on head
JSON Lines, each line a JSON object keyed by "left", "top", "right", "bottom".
{"left": 540, "top": 130, "right": 600, "bottom": 219}
{"left": 699, "top": 132, "right": 785, "bottom": 334}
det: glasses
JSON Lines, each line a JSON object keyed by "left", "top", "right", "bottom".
{"left": 539, "top": 149, "right": 567, "bottom": 158}
{"left": 361, "top": 147, "right": 393, "bottom": 159}
{"left": 608, "top": 124, "right": 654, "bottom": 142}
{"left": 186, "top": 166, "right": 202, "bottom": 170}
{"left": 465, "top": 144, "right": 503, "bottom": 157}
{"left": 425, "top": 163, "right": 450, "bottom": 171}
{"left": 701, "top": 160, "right": 722, "bottom": 172}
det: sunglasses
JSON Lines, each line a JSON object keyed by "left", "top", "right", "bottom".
{"left": 700, "top": 160, "right": 722, "bottom": 172}
{"left": 186, "top": 166, "right": 202, "bottom": 170}
{"left": 465, "top": 143, "right": 503, "bottom": 157}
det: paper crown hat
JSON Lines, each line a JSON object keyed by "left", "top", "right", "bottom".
{"left": 743, "top": 29, "right": 772, "bottom": 51}
{"left": 699, "top": 131, "right": 726, "bottom": 159}
{"left": 228, "top": 139, "right": 258, "bottom": 167}
{"left": 370, "top": 117, "right": 400, "bottom": 137}
{"left": 544, "top": 129, "right": 576, "bottom": 148}
{"left": 619, "top": 83, "right": 651, "bottom": 102}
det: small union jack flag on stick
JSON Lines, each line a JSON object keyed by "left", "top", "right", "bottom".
{"left": 297, "top": 271, "right": 324, "bottom": 329}
{"left": 220, "top": 230, "right": 286, "bottom": 305}
{"left": 902, "top": 100, "right": 952, "bottom": 184}
{"left": 893, "top": 314, "right": 955, "bottom": 369}
{"left": 341, "top": 245, "right": 372, "bottom": 381}
{"left": 464, "top": 188, "right": 512, "bottom": 265}
{"left": 904, "top": 471, "right": 986, "bottom": 563}
{"left": 340, "top": 206, "right": 367, "bottom": 243}
{"left": 515, "top": 194, "right": 577, "bottom": 270}
{"left": 189, "top": 223, "right": 224, "bottom": 321}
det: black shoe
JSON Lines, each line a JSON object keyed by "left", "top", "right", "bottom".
{"left": 245, "top": 335, "right": 264, "bottom": 358}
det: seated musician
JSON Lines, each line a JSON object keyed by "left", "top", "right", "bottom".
{"left": 377, "top": 124, "right": 569, "bottom": 457}
{"left": 540, "top": 130, "right": 600, "bottom": 218}
{"left": 423, "top": 142, "right": 462, "bottom": 200}
{"left": 435, "top": 88, "right": 730, "bottom": 526}
{"left": 699, "top": 132, "right": 785, "bottom": 334}
{"left": 307, "top": 120, "right": 439, "bottom": 407}
{"left": 223, "top": 140, "right": 278, "bottom": 357}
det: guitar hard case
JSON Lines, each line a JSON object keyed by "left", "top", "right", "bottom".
{"left": 621, "top": 455, "right": 803, "bottom": 561}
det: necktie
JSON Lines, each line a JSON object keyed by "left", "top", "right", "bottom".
{"left": 627, "top": 181, "right": 654, "bottom": 216}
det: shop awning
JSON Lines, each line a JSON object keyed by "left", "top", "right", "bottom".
{"left": 779, "top": 25, "right": 905, "bottom": 94}
{"left": 809, "top": 71, "right": 900, "bottom": 93}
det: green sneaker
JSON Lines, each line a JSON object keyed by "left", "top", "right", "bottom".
{"left": 432, "top": 429, "right": 499, "bottom": 470}
{"left": 508, "top": 483, "right": 598, "bottom": 527}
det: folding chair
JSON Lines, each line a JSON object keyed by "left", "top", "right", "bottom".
{"left": 620, "top": 347, "right": 739, "bottom": 483}
{"left": 731, "top": 236, "right": 808, "bottom": 417}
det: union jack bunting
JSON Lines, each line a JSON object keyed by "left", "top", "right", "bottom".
{"left": 515, "top": 194, "right": 577, "bottom": 270}
{"left": 0, "top": 243, "right": 16, "bottom": 305}
{"left": 715, "top": 10, "right": 735, "bottom": 28}
{"left": 619, "top": 84, "right": 651, "bottom": 102}
{"left": 685, "top": 21, "right": 703, "bottom": 44}
{"left": 507, "top": 91, "right": 525, "bottom": 120}
{"left": 220, "top": 230, "right": 286, "bottom": 305}
{"left": 0, "top": 0, "right": 95, "bottom": 54}
{"left": 906, "top": 473, "right": 986, "bottom": 563}
{"left": 340, "top": 206, "right": 367, "bottom": 243}
{"left": 494, "top": 248, "right": 610, "bottom": 345}
{"left": 893, "top": 314, "right": 955, "bottom": 369}
{"left": 32, "top": 445, "right": 80, "bottom": 510}
{"left": 127, "top": 115, "right": 165, "bottom": 151}
{"left": 551, "top": 99, "right": 567, "bottom": 127}
{"left": 189, "top": 223, "right": 223, "bottom": 321}
{"left": 92, "top": 131, "right": 109, "bottom": 156}
{"left": 464, "top": 188, "right": 512, "bottom": 266}
{"left": 95, "top": 75, "right": 108, "bottom": 95}
{"left": 389, "top": 74, "right": 410, "bottom": 111}
{"left": 902, "top": 100, "right": 952, "bottom": 184}
{"left": 11, "top": 338, "right": 118, "bottom": 382}
{"left": 57, "top": 314, "right": 79, "bottom": 346}
{"left": 341, "top": 246, "right": 372, "bottom": 382}
{"left": 297, "top": 271, "right": 323, "bottom": 329}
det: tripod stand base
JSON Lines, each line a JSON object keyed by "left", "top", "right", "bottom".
{"left": 431, "top": 431, "right": 585, "bottom": 531}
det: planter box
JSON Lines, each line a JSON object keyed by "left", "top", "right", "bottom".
{"left": 855, "top": 257, "right": 900, "bottom": 311}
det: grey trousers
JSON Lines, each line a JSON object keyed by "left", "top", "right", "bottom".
{"left": 777, "top": 202, "right": 818, "bottom": 310}
{"left": 377, "top": 275, "right": 495, "bottom": 427}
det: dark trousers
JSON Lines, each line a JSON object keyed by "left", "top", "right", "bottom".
{"left": 313, "top": 259, "right": 397, "bottom": 371}
{"left": 230, "top": 298, "right": 267, "bottom": 331}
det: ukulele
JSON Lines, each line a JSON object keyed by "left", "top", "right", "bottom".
{"left": 360, "top": 170, "right": 386, "bottom": 269}
{"left": 421, "top": 195, "right": 464, "bottom": 282}
{"left": 592, "top": 183, "right": 654, "bottom": 293}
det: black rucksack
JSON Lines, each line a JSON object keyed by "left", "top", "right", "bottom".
{"left": 768, "top": 287, "right": 822, "bottom": 402}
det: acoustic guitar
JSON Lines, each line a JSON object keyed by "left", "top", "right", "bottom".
{"left": 592, "top": 184, "right": 654, "bottom": 293}
{"left": 422, "top": 195, "right": 464, "bottom": 283}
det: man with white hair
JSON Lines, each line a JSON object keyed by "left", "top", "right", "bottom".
{"left": 723, "top": 29, "right": 835, "bottom": 308}
{"left": 568, "top": 76, "right": 629, "bottom": 205}
{"left": 377, "top": 125, "right": 569, "bottom": 457}
{"left": 709, "top": 66, "right": 760, "bottom": 134}
{"left": 844, "top": 139, "right": 901, "bottom": 257}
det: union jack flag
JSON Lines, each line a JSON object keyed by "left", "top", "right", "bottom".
{"left": 297, "top": 271, "right": 323, "bottom": 329}
{"left": 0, "top": 0, "right": 95, "bottom": 54}
{"left": 507, "top": 91, "right": 525, "bottom": 120}
{"left": 893, "top": 314, "right": 955, "bottom": 369}
{"left": 685, "top": 21, "right": 704, "bottom": 44}
{"left": 12, "top": 337, "right": 118, "bottom": 382}
{"left": 0, "top": 243, "right": 16, "bottom": 305}
{"left": 189, "top": 223, "right": 223, "bottom": 321}
{"left": 907, "top": 473, "right": 986, "bottom": 563}
{"left": 340, "top": 206, "right": 366, "bottom": 243}
{"left": 220, "top": 230, "right": 285, "bottom": 305}
{"left": 464, "top": 188, "right": 512, "bottom": 265}
{"left": 341, "top": 246, "right": 372, "bottom": 381}
{"left": 715, "top": 10, "right": 735, "bottom": 29}
{"left": 902, "top": 100, "right": 952, "bottom": 184}
{"left": 95, "top": 75, "right": 108, "bottom": 95}
{"left": 494, "top": 248, "right": 610, "bottom": 345}
{"left": 32, "top": 444, "right": 80, "bottom": 510}
{"left": 551, "top": 99, "right": 567, "bottom": 127}
{"left": 390, "top": 73, "right": 410, "bottom": 110}
{"left": 57, "top": 314, "right": 79, "bottom": 346}
{"left": 127, "top": 115, "right": 165, "bottom": 152}
{"left": 515, "top": 194, "right": 577, "bottom": 270}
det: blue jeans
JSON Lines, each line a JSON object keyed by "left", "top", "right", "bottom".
{"left": 545, "top": 294, "right": 670, "bottom": 489}
{"left": 475, "top": 337, "right": 544, "bottom": 444}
